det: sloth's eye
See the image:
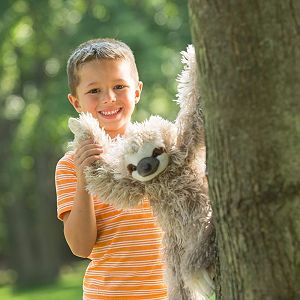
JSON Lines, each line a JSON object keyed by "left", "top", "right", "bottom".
{"left": 152, "top": 147, "right": 165, "bottom": 157}
{"left": 127, "top": 164, "right": 137, "bottom": 174}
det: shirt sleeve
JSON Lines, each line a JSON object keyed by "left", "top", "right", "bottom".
{"left": 55, "top": 152, "right": 77, "bottom": 221}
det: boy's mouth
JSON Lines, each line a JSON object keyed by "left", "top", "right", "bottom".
{"left": 99, "top": 108, "right": 122, "bottom": 119}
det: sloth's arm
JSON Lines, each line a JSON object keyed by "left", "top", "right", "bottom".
{"left": 84, "top": 162, "right": 146, "bottom": 209}
{"left": 175, "top": 45, "right": 205, "bottom": 162}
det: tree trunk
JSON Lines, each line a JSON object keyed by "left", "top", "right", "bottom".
{"left": 5, "top": 196, "right": 37, "bottom": 287}
{"left": 34, "top": 150, "right": 64, "bottom": 283}
{"left": 188, "top": 1, "right": 300, "bottom": 299}
{"left": 1, "top": 116, "right": 65, "bottom": 287}
{"left": 3, "top": 153, "right": 63, "bottom": 287}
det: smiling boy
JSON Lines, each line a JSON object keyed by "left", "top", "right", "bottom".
{"left": 55, "top": 38, "right": 167, "bottom": 300}
{"left": 68, "top": 54, "right": 143, "bottom": 137}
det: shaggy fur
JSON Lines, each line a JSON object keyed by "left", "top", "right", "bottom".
{"left": 68, "top": 45, "right": 215, "bottom": 300}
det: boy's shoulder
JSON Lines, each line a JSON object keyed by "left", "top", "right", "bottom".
{"left": 56, "top": 151, "right": 75, "bottom": 170}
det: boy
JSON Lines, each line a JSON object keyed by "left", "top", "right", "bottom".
{"left": 55, "top": 38, "right": 167, "bottom": 300}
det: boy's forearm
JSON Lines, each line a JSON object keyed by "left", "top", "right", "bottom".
{"left": 64, "top": 183, "right": 97, "bottom": 258}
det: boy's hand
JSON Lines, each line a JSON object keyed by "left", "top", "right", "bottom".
{"left": 74, "top": 139, "right": 103, "bottom": 186}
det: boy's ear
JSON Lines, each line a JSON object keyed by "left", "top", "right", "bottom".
{"left": 135, "top": 81, "right": 143, "bottom": 104}
{"left": 68, "top": 93, "right": 82, "bottom": 112}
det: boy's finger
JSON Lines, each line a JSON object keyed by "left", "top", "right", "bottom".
{"left": 81, "top": 155, "right": 102, "bottom": 168}
{"left": 75, "top": 148, "right": 103, "bottom": 165}
{"left": 75, "top": 144, "right": 103, "bottom": 156}
{"left": 74, "top": 140, "right": 93, "bottom": 155}
{"left": 78, "top": 139, "right": 93, "bottom": 146}
{"left": 81, "top": 148, "right": 103, "bottom": 159}
{"left": 79, "top": 139, "right": 102, "bottom": 147}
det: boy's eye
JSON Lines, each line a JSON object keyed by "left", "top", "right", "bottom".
{"left": 88, "top": 88, "right": 100, "bottom": 94}
{"left": 114, "top": 85, "right": 125, "bottom": 90}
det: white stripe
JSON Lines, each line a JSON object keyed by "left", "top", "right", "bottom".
{"left": 57, "top": 192, "right": 75, "bottom": 201}
{"left": 92, "top": 240, "right": 162, "bottom": 253}
{"left": 91, "top": 249, "right": 162, "bottom": 258}
{"left": 85, "top": 269, "right": 164, "bottom": 276}
{"left": 97, "top": 229, "right": 161, "bottom": 243}
{"left": 56, "top": 182, "right": 76, "bottom": 190}
{"left": 84, "top": 286, "right": 166, "bottom": 296}
{"left": 90, "top": 260, "right": 163, "bottom": 268}
{"left": 98, "top": 218, "right": 158, "bottom": 230}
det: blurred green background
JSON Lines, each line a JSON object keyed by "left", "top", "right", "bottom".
{"left": 0, "top": 0, "right": 191, "bottom": 298}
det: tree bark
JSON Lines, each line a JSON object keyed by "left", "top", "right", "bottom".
{"left": 188, "top": 1, "right": 300, "bottom": 299}
{"left": 3, "top": 149, "right": 65, "bottom": 287}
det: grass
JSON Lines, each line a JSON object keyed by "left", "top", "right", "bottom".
{"left": 0, "top": 262, "right": 87, "bottom": 300}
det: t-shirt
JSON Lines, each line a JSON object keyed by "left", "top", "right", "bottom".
{"left": 55, "top": 152, "right": 167, "bottom": 300}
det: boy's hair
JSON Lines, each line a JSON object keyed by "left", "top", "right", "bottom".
{"left": 67, "top": 38, "right": 139, "bottom": 96}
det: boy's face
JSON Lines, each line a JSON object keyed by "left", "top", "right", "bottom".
{"left": 68, "top": 59, "right": 142, "bottom": 137}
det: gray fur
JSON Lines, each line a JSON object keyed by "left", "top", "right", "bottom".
{"left": 68, "top": 45, "right": 215, "bottom": 300}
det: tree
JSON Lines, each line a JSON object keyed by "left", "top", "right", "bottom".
{"left": 188, "top": 1, "right": 300, "bottom": 299}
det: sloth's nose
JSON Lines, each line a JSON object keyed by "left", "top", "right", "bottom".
{"left": 137, "top": 157, "right": 159, "bottom": 177}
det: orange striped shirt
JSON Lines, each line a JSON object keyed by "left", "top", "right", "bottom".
{"left": 55, "top": 152, "right": 167, "bottom": 300}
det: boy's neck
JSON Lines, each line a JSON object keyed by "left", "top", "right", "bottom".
{"left": 105, "top": 122, "right": 131, "bottom": 138}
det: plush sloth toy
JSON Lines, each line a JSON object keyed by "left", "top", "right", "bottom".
{"left": 69, "top": 45, "right": 216, "bottom": 300}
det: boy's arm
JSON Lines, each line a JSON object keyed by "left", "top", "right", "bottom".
{"left": 62, "top": 140, "right": 102, "bottom": 258}
{"left": 62, "top": 182, "right": 96, "bottom": 258}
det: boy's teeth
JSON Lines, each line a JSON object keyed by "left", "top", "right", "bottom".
{"left": 100, "top": 109, "right": 120, "bottom": 116}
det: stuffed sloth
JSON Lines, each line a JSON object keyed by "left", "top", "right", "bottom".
{"left": 69, "top": 45, "right": 216, "bottom": 300}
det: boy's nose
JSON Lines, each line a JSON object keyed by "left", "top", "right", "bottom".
{"left": 102, "top": 90, "right": 116, "bottom": 103}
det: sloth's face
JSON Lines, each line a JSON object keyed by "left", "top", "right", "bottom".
{"left": 124, "top": 142, "right": 169, "bottom": 182}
